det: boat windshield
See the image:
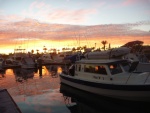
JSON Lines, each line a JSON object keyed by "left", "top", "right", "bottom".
{"left": 108, "top": 63, "right": 123, "bottom": 75}
{"left": 120, "top": 62, "right": 130, "bottom": 72}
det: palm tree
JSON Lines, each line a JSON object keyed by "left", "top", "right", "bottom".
{"left": 31, "top": 49, "right": 34, "bottom": 54}
{"left": 101, "top": 40, "right": 108, "bottom": 51}
{"left": 36, "top": 49, "right": 39, "bottom": 54}
{"left": 72, "top": 47, "right": 76, "bottom": 52}
{"left": 43, "top": 46, "right": 47, "bottom": 53}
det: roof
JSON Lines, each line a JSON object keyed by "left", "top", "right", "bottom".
{"left": 76, "top": 59, "right": 128, "bottom": 64}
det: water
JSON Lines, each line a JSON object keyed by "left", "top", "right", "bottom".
{"left": 0, "top": 66, "right": 150, "bottom": 113}
{"left": 0, "top": 66, "right": 70, "bottom": 113}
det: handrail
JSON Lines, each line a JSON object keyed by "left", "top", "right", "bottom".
{"left": 144, "top": 72, "right": 150, "bottom": 84}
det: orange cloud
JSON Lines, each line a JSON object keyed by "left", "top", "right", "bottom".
{"left": 0, "top": 18, "right": 150, "bottom": 54}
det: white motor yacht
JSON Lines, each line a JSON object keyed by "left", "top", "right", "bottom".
{"left": 60, "top": 57, "right": 150, "bottom": 102}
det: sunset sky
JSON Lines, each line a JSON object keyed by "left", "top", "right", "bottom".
{"left": 0, "top": 0, "right": 150, "bottom": 54}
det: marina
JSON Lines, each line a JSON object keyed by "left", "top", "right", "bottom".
{"left": 0, "top": 41, "right": 150, "bottom": 113}
{"left": 0, "top": 64, "right": 150, "bottom": 113}
{"left": 0, "top": 0, "right": 150, "bottom": 112}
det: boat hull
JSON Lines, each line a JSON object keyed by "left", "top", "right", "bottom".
{"left": 60, "top": 74, "right": 150, "bottom": 102}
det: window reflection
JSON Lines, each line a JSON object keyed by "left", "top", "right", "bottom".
{"left": 84, "top": 65, "right": 107, "bottom": 75}
{"left": 109, "top": 64, "right": 123, "bottom": 75}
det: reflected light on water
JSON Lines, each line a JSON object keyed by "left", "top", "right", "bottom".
{"left": 57, "top": 66, "right": 62, "bottom": 74}
{"left": 5, "top": 69, "right": 14, "bottom": 75}
{"left": 33, "top": 66, "right": 50, "bottom": 78}
{"left": 0, "top": 66, "right": 71, "bottom": 113}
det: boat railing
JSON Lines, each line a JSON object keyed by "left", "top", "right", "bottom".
{"left": 144, "top": 72, "right": 150, "bottom": 84}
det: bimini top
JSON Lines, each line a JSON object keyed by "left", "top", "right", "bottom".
{"left": 76, "top": 59, "right": 129, "bottom": 64}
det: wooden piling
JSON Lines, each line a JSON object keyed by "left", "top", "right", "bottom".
{"left": 38, "top": 58, "right": 42, "bottom": 76}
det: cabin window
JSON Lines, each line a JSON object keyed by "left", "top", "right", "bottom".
{"left": 84, "top": 65, "right": 107, "bottom": 75}
{"left": 75, "top": 64, "right": 81, "bottom": 71}
{"left": 109, "top": 63, "right": 123, "bottom": 75}
{"left": 78, "top": 65, "right": 81, "bottom": 71}
{"left": 84, "top": 65, "right": 94, "bottom": 73}
{"left": 96, "top": 66, "right": 107, "bottom": 75}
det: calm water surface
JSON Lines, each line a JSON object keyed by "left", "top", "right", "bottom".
{"left": 0, "top": 65, "right": 150, "bottom": 113}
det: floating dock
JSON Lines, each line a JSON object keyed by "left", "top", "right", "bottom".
{"left": 0, "top": 89, "right": 22, "bottom": 113}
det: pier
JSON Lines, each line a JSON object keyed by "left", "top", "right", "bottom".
{"left": 0, "top": 89, "right": 22, "bottom": 113}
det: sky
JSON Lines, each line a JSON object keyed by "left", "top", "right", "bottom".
{"left": 0, "top": 0, "right": 150, "bottom": 54}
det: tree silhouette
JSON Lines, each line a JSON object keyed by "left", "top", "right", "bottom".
{"left": 43, "top": 46, "right": 47, "bottom": 53}
{"left": 36, "top": 49, "right": 39, "bottom": 54}
{"left": 101, "top": 40, "right": 108, "bottom": 50}
{"left": 31, "top": 49, "right": 34, "bottom": 54}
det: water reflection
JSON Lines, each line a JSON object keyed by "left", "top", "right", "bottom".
{"left": 0, "top": 66, "right": 69, "bottom": 113}
{"left": 2, "top": 66, "right": 149, "bottom": 113}
{"left": 45, "top": 65, "right": 62, "bottom": 78}
{"left": 13, "top": 68, "right": 37, "bottom": 83}
{"left": 0, "top": 69, "right": 5, "bottom": 78}
{"left": 60, "top": 84, "right": 150, "bottom": 113}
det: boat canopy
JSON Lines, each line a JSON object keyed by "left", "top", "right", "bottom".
{"left": 76, "top": 59, "right": 129, "bottom": 65}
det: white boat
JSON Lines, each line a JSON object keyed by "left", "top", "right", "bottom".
{"left": 84, "top": 46, "right": 150, "bottom": 72}
{"left": 52, "top": 52, "right": 72, "bottom": 63}
{"left": 21, "top": 57, "right": 37, "bottom": 69}
{"left": 60, "top": 57, "right": 150, "bottom": 102}
{"left": 39, "top": 54, "right": 54, "bottom": 64}
{"left": 0, "top": 57, "right": 20, "bottom": 69}
{"left": 10, "top": 48, "right": 37, "bottom": 69}
{"left": 10, "top": 55, "right": 36, "bottom": 69}
{"left": 52, "top": 54, "right": 66, "bottom": 63}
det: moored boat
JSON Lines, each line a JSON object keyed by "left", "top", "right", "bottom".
{"left": 60, "top": 57, "right": 150, "bottom": 102}
{"left": 21, "top": 57, "right": 37, "bottom": 69}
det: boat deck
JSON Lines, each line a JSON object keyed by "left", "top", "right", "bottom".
{"left": 0, "top": 89, "right": 22, "bottom": 113}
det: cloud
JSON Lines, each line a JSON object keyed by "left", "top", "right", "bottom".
{"left": 46, "top": 8, "right": 97, "bottom": 24}
{"left": 0, "top": 18, "right": 149, "bottom": 52}
{"left": 0, "top": 18, "right": 149, "bottom": 42}
{"left": 122, "top": 0, "right": 137, "bottom": 6}
{"left": 21, "top": 1, "right": 97, "bottom": 25}
{"left": 122, "top": 0, "right": 150, "bottom": 6}
{"left": 0, "top": 14, "right": 25, "bottom": 22}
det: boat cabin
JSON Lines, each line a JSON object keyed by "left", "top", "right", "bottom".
{"left": 73, "top": 59, "right": 131, "bottom": 75}
{"left": 67, "top": 59, "right": 140, "bottom": 83}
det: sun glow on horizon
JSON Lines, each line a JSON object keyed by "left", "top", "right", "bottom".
{"left": 0, "top": 36, "right": 150, "bottom": 55}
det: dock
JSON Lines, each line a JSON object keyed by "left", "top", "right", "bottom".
{"left": 0, "top": 89, "right": 22, "bottom": 113}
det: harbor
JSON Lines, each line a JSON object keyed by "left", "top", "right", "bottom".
{"left": 0, "top": 41, "right": 150, "bottom": 113}
{"left": 0, "top": 66, "right": 66, "bottom": 113}
{"left": 0, "top": 65, "right": 150, "bottom": 113}
{"left": 0, "top": 0, "right": 150, "bottom": 112}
